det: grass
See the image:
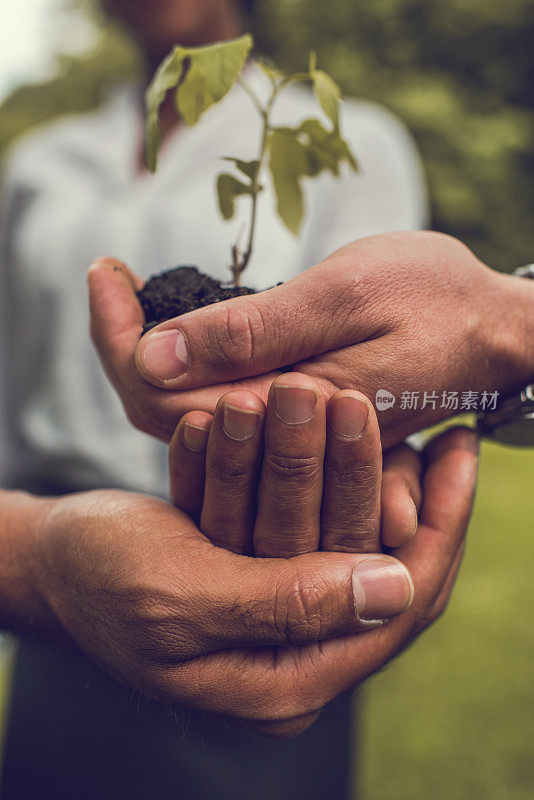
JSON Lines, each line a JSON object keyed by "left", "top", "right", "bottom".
{"left": 0, "top": 637, "right": 15, "bottom": 767}
{"left": 360, "top": 441, "right": 534, "bottom": 800}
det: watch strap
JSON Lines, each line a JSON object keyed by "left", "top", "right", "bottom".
{"left": 514, "top": 264, "right": 534, "bottom": 279}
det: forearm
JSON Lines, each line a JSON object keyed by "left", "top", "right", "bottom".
{"left": 489, "top": 270, "right": 534, "bottom": 392}
{"left": 0, "top": 489, "right": 57, "bottom": 638}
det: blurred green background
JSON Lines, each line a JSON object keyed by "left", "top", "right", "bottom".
{"left": 0, "top": 1, "right": 533, "bottom": 798}
{"left": 359, "top": 439, "right": 534, "bottom": 800}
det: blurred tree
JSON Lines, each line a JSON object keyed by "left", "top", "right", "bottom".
{"left": 1, "top": 0, "right": 533, "bottom": 270}
{"left": 255, "top": 0, "right": 534, "bottom": 270}
{"left": 0, "top": 2, "right": 141, "bottom": 157}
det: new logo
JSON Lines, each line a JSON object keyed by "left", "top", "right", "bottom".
{"left": 376, "top": 390, "right": 396, "bottom": 411}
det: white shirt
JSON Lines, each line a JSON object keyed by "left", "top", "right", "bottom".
{"left": 0, "top": 64, "right": 427, "bottom": 497}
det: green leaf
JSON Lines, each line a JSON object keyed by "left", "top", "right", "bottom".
{"left": 299, "top": 118, "right": 359, "bottom": 175}
{"left": 144, "top": 49, "right": 187, "bottom": 172}
{"left": 298, "top": 118, "right": 340, "bottom": 175}
{"left": 216, "top": 173, "right": 253, "bottom": 220}
{"left": 309, "top": 52, "right": 342, "bottom": 130}
{"left": 268, "top": 130, "right": 312, "bottom": 235}
{"left": 312, "top": 70, "right": 341, "bottom": 129}
{"left": 267, "top": 120, "right": 358, "bottom": 234}
{"left": 222, "top": 157, "right": 260, "bottom": 182}
{"left": 177, "top": 34, "right": 253, "bottom": 126}
{"left": 336, "top": 135, "right": 359, "bottom": 172}
{"left": 257, "top": 58, "right": 284, "bottom": 85}
{"left": 144, "top": 34, "right": 253, "bottom": 172}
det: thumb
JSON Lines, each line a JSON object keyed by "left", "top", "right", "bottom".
{"left": 207, "top": 551, "right": 415, "bottom": 648}
{"left": 134, "top": 253, "right": 370, "bottom": 390}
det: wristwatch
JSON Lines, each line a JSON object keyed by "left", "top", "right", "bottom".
{"left": 478, "top": 264, "right": 534, "bottom": 446}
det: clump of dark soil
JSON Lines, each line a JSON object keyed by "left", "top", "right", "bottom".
{"left": 137, "top": 266, "right": 256, "bottom": 333}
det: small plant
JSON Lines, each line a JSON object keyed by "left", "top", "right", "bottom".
{"left": 145, "top": 33, "right": 357, "bottom": 287}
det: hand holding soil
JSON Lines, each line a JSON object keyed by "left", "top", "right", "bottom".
{"left": 88, "top": 232, "right": 534, "bottom": 449}
{"left": 84, "top": 249, "right": 481, "bottom": 736}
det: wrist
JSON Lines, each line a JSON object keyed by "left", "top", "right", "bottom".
{"left": 484, "top": 268, "right": 534, "bottom": 394}
{"left": 0, "top": 490, "right": 60, "bottom": 639}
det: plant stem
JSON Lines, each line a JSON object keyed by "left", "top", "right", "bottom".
{"left": 237, "top": 76, "right": 264, "bottom": 116}
{"left": 230, "top": 78, "right": 281, "bottom": 286}
{"left": 230, "top": 71, "right": 313, "bottom": 285}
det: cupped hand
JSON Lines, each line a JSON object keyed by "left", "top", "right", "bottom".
{"left": 87, "top": 257, "right": 279, "bottom": 442}
{"left": 36, "top": 424, "right": 477, "bottom": 737}
{"left": 88, "top": 232, "right": 533, "bottom": 447}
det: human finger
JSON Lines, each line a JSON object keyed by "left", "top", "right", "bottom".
{"left": 200, "top": 390, "right": 265, "bottom": 554}
{"left": 381, "top": 442, "right": 423, "bottom": 549}
{"left": 169, "top": 411, "right": 213, "bottom": 519}
{"left": 321, "top": 391, "right": 382, "bottom": 553}
{"left": 253, "top": 373, "right": 326, "bottom": 557}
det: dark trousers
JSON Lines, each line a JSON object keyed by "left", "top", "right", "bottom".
{"left": 1, "top": 640, "right": 355, "bottom": 799}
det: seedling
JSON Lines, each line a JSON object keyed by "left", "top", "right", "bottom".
{"left": 138, "top": 33, "right": 357, "bottom": 327}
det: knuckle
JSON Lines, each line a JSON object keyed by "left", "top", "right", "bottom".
{"left": 312, "top": 262, "right": 364, "bottom": 323}
{"left": 202, "top": 302, "right": 266, "bottom": 373}
{"left": 208, "top": 453, "right": 253, "bottom": 485}
{"left": 273, "top": 569, "right": 326, "bottom": 644}
{"left": 321, "top": 524, "right": 379, "bottom": 553}
{"left": 265, "top": 452, "right": 321, "bottom": 485}
{"left": 126, "top": 592, "right": 203, "bottom": 663}
{"left": 322, "top": 465, "right": 380, "bottom": 551}
{"left": 328, "top": 460, "right": 378, "bottom": 490}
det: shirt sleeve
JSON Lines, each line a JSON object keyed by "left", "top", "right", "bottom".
{"left": 0, "top": 147, "right": 38, "bottom": 488}
{"left": 299, "top": 101, "right": 429, "bottom": 265}
{"left": 0, "top": 159, "right": 20, "bottom": 485}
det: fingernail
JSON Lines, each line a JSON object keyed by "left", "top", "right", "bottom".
{"left": 408, "top": 499, "right": 418, "bottom": 538}
{"left": 274, "top": 385, "right": 317, "bottom": 425}
{"left": 141, "top": 330, "right": 188, "bottom": 381}
{"left": 352, "top": 557, "right": 414, "bottom": 623}
{"left": 331, "top": 395, "right": 368, "bottom": 438}
{"left": 223, "top": 404, "right": 262, "bottom": 441}
{"left": 183, "top": 423, "right": 209, "bottom": 452}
